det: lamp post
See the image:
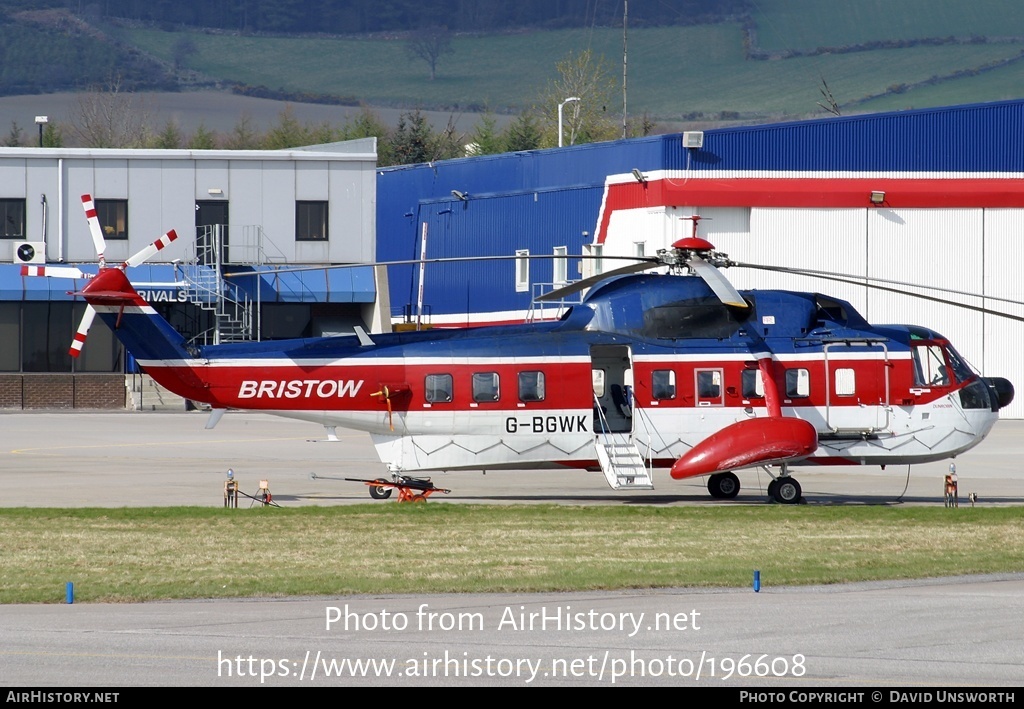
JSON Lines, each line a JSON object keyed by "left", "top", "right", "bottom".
{"left": 34, "top": 116, "right": 48, "bottom": 147}
{"left": 557, "top": 97, "right": 580, "bottom": 148}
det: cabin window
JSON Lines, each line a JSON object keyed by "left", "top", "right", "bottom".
{"left": 95, "top": 200, "right": 128, "bottom": 240}
{"left": 834, "top": 368, "right": 856, "bottom": 396}
{"left": 912, "top": 344, "right": 949, "bottom": 386}
{"left": 518, "top": 371, "right": 545, "bottom": 402}
{"left": 296, "top": 201, "right": 328, "bottom": 241}
{"left": 697, "top": 370, "right": 721, "bottom": 398}
{"left": 472, "top": 372, "right": 500, "bottom": 402}
{"left": 553, "top": 246, "right": 567, "bottom": 285}
{"left": 515, "top": 249, "right": 529, "bottom": 292}
{"left": 592, "top": 369, "right": 606, "bottom": 398}
{"left": 786, "top": 368, "right": 810, "bottom": 398}
{"left": 0, "top": 198, "right": 26, "bottom": 239}
{"left": 741, "top": 369, "right": 764, "bottom": 398}
{"left": 652, "top": 370, "right": 676, "bottom": 400}
{"left": 424, "top": 373, "right": 453, "bottom": 403}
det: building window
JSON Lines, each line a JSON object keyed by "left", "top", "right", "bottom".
{"left": 296, "top": 201, "right": 328, "bottom": 241}
{"left": 95, "top": 200, "right": 128, "bottom": 240}
{"left": 518, "top": 371, "right": 545, "bottom": 402}
{"left": 515, "top": 249, "right": 529, "bottom": 292}
{"left": 0, "top": 199, "right": 26, "bottom": 239}
{"left": 553, "top": 246, "right": 567, "bottom": 284}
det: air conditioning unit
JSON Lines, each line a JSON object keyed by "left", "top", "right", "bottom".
{"left": 13, "top": 241, "right": 46, "bottom": 265}
{"left": 682, "top": 131, "right": 705, "bottom": 149}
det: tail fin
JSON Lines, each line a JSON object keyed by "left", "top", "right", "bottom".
{"left": 77, "top": 268, "right": 210, "bottom": 400}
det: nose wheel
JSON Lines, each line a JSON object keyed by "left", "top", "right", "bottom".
{"left": 707, "top": 471, "right": 741, "bottom": 499}
{"left": 768, "top": 476, "right": 802, "bottom": 504}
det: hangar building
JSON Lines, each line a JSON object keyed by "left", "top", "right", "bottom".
{"left": 378, "top": 99, "right": 1024, "bottom": 419}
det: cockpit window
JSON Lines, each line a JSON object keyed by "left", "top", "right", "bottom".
{"left": 912, "top": 344, "right": 950, "bottom": 386}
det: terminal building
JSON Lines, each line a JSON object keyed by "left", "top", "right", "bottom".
{"left": 3, "top": 101, "right": 1024, "bottom": 418}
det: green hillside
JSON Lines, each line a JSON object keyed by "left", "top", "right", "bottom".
{"left": 4, "top": 0, "right": 1024, "bottom": 127}
{"left": 118, "top": 22, "right": 1024, "bottom": 124}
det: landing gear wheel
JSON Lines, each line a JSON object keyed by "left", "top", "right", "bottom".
{"left": 369, "top": 479, "right": 393, "bottom": 500}
{"left": 707, "top": 472, "right": 741, "bottom": 499}
{"left": 767, "top": 478, "right": 779, "bottom": 499}
{"left": 772, "top": 478, "right": 802, "bottom": 504}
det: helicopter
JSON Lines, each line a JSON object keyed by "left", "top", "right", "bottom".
{"left": 44, "top": 195, "right": 1016, "bottom": 504}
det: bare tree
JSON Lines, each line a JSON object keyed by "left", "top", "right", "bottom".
{"left": 540, "top": 49, "right": 618, "bottom": 147}
{"left": 406, "top": 26, "right": 454, "bottom": 81}
{"left": 70, "top": 75, "right": 154, "bottom": 148}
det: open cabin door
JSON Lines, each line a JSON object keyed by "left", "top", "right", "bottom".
{"left": 823, "top": 341, "right": 891, "bottom": 436}
{"left": 591, "top": 345, "right": 633, "bottom": 434}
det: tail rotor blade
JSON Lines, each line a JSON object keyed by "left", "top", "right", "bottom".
{"left": 69, "top": 305, "right": 96, "bottom": 358}
{"left": 80, "top": 195, "right": 107, "bottom": 261}
{"left": 122, "top": 229, "right": 179, "bottom": 268}
{"left": 21, "top": 265, "right": 86, "bottom": 279}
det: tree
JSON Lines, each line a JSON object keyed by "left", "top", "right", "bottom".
{"left": 70, "top": 75, "right": 154, "bottom": 148}
{"left": 151, "top": 120, "right": 184, "bottom": 149}
{"left": 467, "top": 111, "right": 503, "bottom": 155}
{"left": 223, "top": 114, "right": 262, "bottom": 150}
{"left": 502, "top": 111, "right": 543, "bottom": 152}
{"left": 405, "top": 26, "right": 454, "bottom": 81}
{"left": 188, "top": 123, "right": 218, "bottom": 149}
{"left": 389, "top": 110, "right": 435, "bottom": 165}
{"left": 3, "top": 121, "right": 25, "bottom": 147}
{"left": 539, "top": 49, "right": 618, "bottom": 148}
{"left": 263, "top": 105, "right": 311, "bottom": 149}
{"left": 171, "top": 36, "right": 199, "bottom": 71}
{"left": 42, "top": 121, "right": 64, "bottom": 148}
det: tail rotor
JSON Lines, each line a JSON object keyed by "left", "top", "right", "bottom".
{"left": 21, "top": 193, "right": 180, "bottom": 357}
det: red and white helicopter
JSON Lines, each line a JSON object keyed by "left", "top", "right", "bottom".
{"left": 39, "top": 196, "right": 1016, "bottom": 503}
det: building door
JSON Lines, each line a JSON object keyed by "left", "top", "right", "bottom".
{"left": 195, "top": 201, "right": 229, "bottom": 265}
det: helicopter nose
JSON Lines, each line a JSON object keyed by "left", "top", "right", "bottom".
{"left": 983, "top": 377, "right": 1014, "bottom": 410}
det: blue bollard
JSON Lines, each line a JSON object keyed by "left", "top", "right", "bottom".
{"left": 66, "top": 582, "right": 74, "bottom": 604}
{"left": 753, "top": 570, "right": 761, "bottom": 592}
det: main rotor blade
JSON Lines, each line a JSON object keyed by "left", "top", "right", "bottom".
{"left": 122, "top": 229, "right": 179, "bottom": 268}
{"left": 534, "top": 260, "right": 657, "bottom": 302}
{"left": 687, "top": 257, "right": 748, "bottom": 309}
{"left": 69, "top": 305, "right": 96, "bottom": 358}
{"left": 80, "top": 195, "right": 107, "bottom": 260}
{"left": 223, "top": 253, "right": 659, "bottom": 278}
{"left": 741, "top": 266, "right": 1024, "bottom": 323}
{"left": 732, "top": 261, "right": 1024, "bottom": 309}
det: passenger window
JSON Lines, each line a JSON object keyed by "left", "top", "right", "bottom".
{"left": 786, "top": 369, "right": 810, "bottom": 398}
{"left": 834, "top": 368, "right": 855, "bottom": 396}
{"left": 592, "top": 369, "right": 606, "bottom": 398}
{"left": 652, "top": 370, "right": 676, "bottom": 400}
{"left": 424, "top": 374, "right": 453, "bottom": 403}
{"left": 518, "top": 371, "right": 545, "bottom": 402}
{"left": 741, "top": 369, "right": 764, "bottom": 398}
{"left": 472, "top": 372, "right": 500, "bottom": 402}
{"left": 697, "top": 370, "right": 721, "bottom": 398}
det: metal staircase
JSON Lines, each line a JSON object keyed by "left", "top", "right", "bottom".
{"left": 592, "top": 395, "right": 654, "bottom": 490}
{"left": 179, "top": 224, "right": 285, "bottom": 345}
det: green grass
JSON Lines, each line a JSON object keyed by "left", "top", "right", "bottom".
{"left": 3, "top": 505, "right": 1023, "bottom": 603}
{"left": 751, "top": 0, "right": 1024, "bottom": 51}
{"left": 117, "top": 22, "right": 1024, "bottom": 124}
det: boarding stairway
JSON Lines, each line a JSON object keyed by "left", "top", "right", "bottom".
{"left": 179, "top": 224, "right": 286, "bottom": 345}
{"left": 592, "top": 395, "right": 654, "bottom": 490}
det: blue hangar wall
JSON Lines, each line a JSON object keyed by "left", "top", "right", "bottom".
{"left": 376, "top": 98, "right": 1024, "bottom": 327}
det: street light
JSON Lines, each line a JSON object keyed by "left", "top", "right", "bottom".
{"left": 558, "top": 97, "right": 580, "bottom": 148}
{"left": 34, "top": 116, "right": 48, "bottom": 148}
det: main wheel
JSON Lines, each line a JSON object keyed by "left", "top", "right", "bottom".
{"left": 369, "top": 479, "right": 393, "bottom": 499}
{"left": 767, "top": 478, "right": 779, "bottom": 499}
{"left": 707, "top": 472, "right": 741, "bottom": 499}
{"left": 772, "top": 478, "right": 802, "bottom": 504}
